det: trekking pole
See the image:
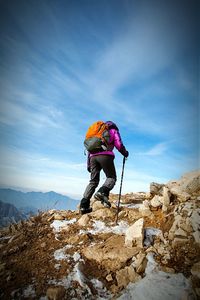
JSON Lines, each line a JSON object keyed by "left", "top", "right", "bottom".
{"left": 115, "top": 156, "right": 126, "bottom": 224}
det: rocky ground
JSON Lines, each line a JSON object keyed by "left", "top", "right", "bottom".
{"left": 0, "top": 170, "right": 200, "bottom": 299}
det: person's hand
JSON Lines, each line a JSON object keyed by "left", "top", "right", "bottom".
{"left": 124, "top": 150, "right": 129, "bottom": 158}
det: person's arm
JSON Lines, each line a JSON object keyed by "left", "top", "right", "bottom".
{"left": 113, "top": 129, "right": 129, "bottom": 157}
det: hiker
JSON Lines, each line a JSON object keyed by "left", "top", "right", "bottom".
{"left": 80, "top": 121, "right": 129, "bottom": 214}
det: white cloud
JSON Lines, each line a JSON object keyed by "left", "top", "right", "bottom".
{"left": 134, "top": 142, "right": 168, "bottom": 156}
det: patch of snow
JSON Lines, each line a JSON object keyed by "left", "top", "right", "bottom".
{"left": 80, "top": 220, "right": 128, "bottom": 235}
{"left": 48, "top": 261, "right": 111, "bottom": 299}
{"left": 50, "top": 218, "right": 76, "bottom": 232}
{"left": 145, "top": 252, "right": 159, "bottom": 275}
{"left": 144, "top": 227, "right": 163, "bottom": 247}
{"left": 22, "top": 284, "right": 36, "bottom": 298}
{"left": 91, "top": 278, "right": 111, "bottom": 299}
{"left": 117, "top": 271, "right": 194, "bottom": 300}
{"left": 111, "top": 221, "right": 129, "bottom": 234}
{"left": 73, "top": 252, "right": 81, "bottom": 262}
{"left": 120, "top": 203, "right": 143, "bottom": 209}
{"left": 54, "top": 245, "right": 72, "bottom": 261}
{"left": 91, "top": 220, "right": 111, "bottom": 234}
{"left": 0, "top": 236, "right": 11, "bottom": 241}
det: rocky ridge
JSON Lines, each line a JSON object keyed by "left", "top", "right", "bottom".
{"left": 0, "top": 170, "right": 199, "bottom": 299}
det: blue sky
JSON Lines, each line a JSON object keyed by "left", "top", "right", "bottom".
{"left": 0, "top": 0, "right": 199, "bottom": 199}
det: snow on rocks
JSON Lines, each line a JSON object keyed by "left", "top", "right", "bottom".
{"left": 1, "top": 170, "right": 200, "bottom": 299}
{"left": 50, "top": 218, "right": 76, "bottom": 232}
{"left": 117, "top": 271, "right": 195, "bottom": 300}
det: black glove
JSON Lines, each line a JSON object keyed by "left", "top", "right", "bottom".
{"left": 120, "top": 145, "right": 129, "bottom": 158}
{"left": 124, "top": 150, "right": 129, "bottom": 158}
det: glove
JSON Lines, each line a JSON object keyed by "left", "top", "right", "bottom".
{"left": 120, "top": 145, "right": 129, "bottom": 158}
{"left": 124, "top": 150, "right": 129, "bottom": 158}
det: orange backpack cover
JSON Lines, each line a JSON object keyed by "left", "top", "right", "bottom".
{"left": 84, "top": 121, "right": 110, "bottom": 152}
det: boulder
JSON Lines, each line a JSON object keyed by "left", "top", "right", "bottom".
{"left": 78, "top": 214, "right": 90, "bottom": 227}
{"left": 90, "top": 208, "right": 114, "bottom": 220}
{"left": 150, "top": 182, "right": 164, "bottom": 196}
{"left": 132, "top": 251, "right": 147, "bottom": 273}
{"left": 150, "top": 195, "right": 162, "bottom": 208}
{"left": 190, "top": 210, "right": 200, "bottom": 232}
{"left": 53, "top": 214, "right": 65, "bottom": 221}
{"left": 179, "top": 218, "right": 193, "bottom": 233}
{"left": 82, "top": 235, "right": 140, "bottom": 272}
{"left": 174, "top": 228, "right": 187, "bottom": 238}
{"left": 116, "top": 265, "right": 141, "bottom": 289}
{"left": 91, "top": 200, "right": 104, "bottom": 211}
{"left": 139, "top": 201, "right": 153, "bottom": 218}
{"left": 125, "top": 218, "right": 144, "bottom": 248}
{"left": 193, "top": 231, "right": 200, "bottom": 244}
{"left": 167, "top": 171, "right": 200, "bottom": 199}
{"left": 161, "top": 187, "right": 171, "bottom": 212}
{"left": 168, "top": 215, "right": 182, "bottom": 240}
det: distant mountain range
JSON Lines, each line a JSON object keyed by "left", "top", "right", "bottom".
{"left": 0, "top": 200, "right": 27, "bottom": 227}
{"left": 0, "top": 188, "right": 79, "bottom": 227}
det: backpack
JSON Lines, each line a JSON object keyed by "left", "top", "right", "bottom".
{"left": 84, "top": 121, "right": 110, "bottom": 153}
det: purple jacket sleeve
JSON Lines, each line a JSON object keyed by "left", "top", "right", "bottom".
{"left": 111, "top": 129, "right": 128, "bottom": 156}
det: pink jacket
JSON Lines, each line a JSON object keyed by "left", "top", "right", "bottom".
{"left": 90, "top": 128, "right": 127, "bottom": 158}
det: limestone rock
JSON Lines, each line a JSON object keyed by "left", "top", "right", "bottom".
{"left": 174, "top": 228, "right": 187, "bottom": 238}
{"left": 179, "top": 218, "right": 193, "bottom": 233}
{"left": 78, "top": 214, "right": 90, "bottom": 227}
{"left": 168, "top": 215, "right": 182, "bottom": 240}
{"left": 125, "top": 218, "right": 144, "bottom": 248}
{"left": 172, "top": 237, "right": 188, "bottom": 247}
{"left": 53, "top": 214, "right": 65, "bottom": 221}
{"left": 191, "top": 261, "right": 200, "bottom": 279}
{"left": 132, "top": 251, "right": 147, "bottom": 273}
{"left": 90, "top": 208, "right": 114, "bottom": 220}
{"left": 193, "top": 231, "right": 200, "bottom": 244}
{"left": 190, "top": 210, "right": 200, "bottom": 232}
{"left": 116, "top": 265, "right": 141, "bottom": 289}
{"left": 150, "top": 182, "right": 164, "bottom": 196}
{"left": 46, "top": 286, "right": 65, "bottom": 300}
{"left": 91, "top": 200, "right": 104, "bottom": 211}
{"left": 150, "top": 195, "right": 162, "bottom": 208}
{"left": 167, "top": 171, "right": 200, "bottom": 200}
{"left": 139, "top": 201, "right": 152, "bottom": 217}
{"left": 106, "top": 274, "right": 113, "bottom": 282}
{"left": 82, "top": 235, "right": 140, "bottom": 272}
{"left": 161, "top": 187, "right": 171, "bottom": 212}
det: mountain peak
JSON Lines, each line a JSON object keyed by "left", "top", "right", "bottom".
{"left": 0, "top": 171, "right": 199, "bottom": 299}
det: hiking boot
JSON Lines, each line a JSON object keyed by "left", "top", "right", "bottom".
{"left": 94, "top": 192, "right": 111, "bottom": 208}
{"left": 80, "top": 207, "right": 92, "bottom": 215}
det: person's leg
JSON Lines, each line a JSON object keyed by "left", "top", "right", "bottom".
{"left": 94, "top": 155, "right": 117, "bottom": 206}
{"left": 80, "top": 156, "right": 101, "bottom": 213}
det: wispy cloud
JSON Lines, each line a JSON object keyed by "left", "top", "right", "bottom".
{"left": 0, "top": 0, "right": 198, "bottom": 196}
{"left": 133, "top": 142, "right": 169, "bottom": 156}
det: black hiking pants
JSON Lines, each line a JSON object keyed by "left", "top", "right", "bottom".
{"left": 80, "top": 155, "right": 117, "bottom": 209}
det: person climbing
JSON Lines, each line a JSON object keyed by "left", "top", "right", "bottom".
{"left": 80, "top": 120, "right": 129, "bottom": 214}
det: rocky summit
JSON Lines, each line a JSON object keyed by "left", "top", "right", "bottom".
{"left": 0, "top": 170, "right": 199, "bottom": 300}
